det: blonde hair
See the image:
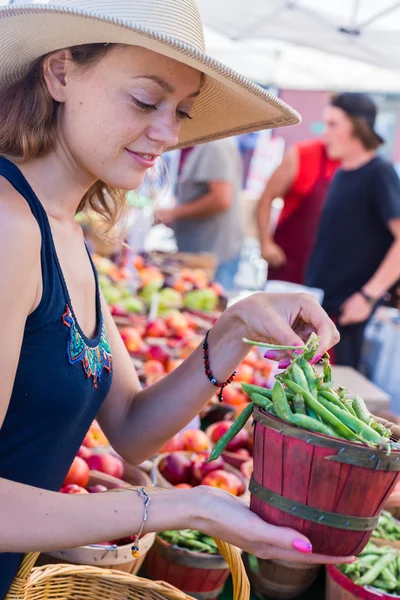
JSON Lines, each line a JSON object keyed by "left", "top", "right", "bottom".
{"left": 0, "top": 43, "right": 127, "bottom": 237}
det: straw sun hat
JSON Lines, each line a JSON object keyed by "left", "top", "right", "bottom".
{"left": 0, "top": 0, "right": 300, "bottom": 148}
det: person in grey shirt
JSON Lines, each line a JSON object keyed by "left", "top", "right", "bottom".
{"left": 156, "top": 138, "right": 244, "bottom": 290}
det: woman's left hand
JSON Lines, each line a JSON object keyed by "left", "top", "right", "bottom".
{"left": 227, "top": 292, "right": 339, "bottom": 365}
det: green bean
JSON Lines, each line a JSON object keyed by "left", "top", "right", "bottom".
{"left": 291, "top": 363, "right": 311, "bottom": 394}
{"left": 353, "top": 395, "right": 371, "bottom": 424}
{"left": 289, "top": 413, "right": 336, "bottom": 437}
{"left": 208, "top": 402, "right": 255, "bottom": 461}
{"left": 323, "top": 355, "right": 332, "bottom": 383}
{"left": 242, "top": 338, "right": 306, "bottom": 351}
{"left": 251, "top": 392, "right": 273, "bottom": 411}
{"left": 306, "top": 406, "right": 322, "bottom": 422}
{"left": 298, "top": 358, "right": 318, "bottom": 399}
{"left": 341, "top": 397, "right": 358, "bottom": 418}
{"left": 272, "top": 381, "right": 292, "bottom": 420}
{"left": 284, "top": 380, "right": 357, "bottom": 440}
{"left": 319, "top": 390, "right": 350, "bottom": 413}
{"left": 293, "top": 392, "right": 307, "bottom": 415}
{"left": 356, "top": 552, "right": 397, "bottom": 586}
{"left": 317, "top": 396, "right": 384, "bottom": 444}
{"left": 242, "top": 383, "right": 273, "bottom": 400}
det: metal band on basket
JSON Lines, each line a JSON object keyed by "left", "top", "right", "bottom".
{"left": 249, "top": 476, "right": 380, "bottom": 531}
{"left": 253, "top": 408, "right": 400, "bottom": 471}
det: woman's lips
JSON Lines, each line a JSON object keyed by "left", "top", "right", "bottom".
{"left": 125, "top": 149, "right": 159, "bottom": 168}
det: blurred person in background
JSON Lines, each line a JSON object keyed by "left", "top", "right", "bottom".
{"left": 306, "top": 93, "right": 400, "bottom": 369}
{"left": 256, "top": 138, "right": 340, "bottom": 284}
{"left": 155, "top": 138, "right": 243, "bottom": 291}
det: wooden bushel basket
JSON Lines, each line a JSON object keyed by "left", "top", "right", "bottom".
{"left": 144, "top": 535, "right": 233, "bottom": 600}
{"left": 250, "top": 407, "right": 400, "bottom": 556}
{"left": 243, "top": 553, "right": 321, "bottom": 600}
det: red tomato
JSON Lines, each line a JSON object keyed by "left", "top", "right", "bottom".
{"left": 63, "top": 456, "right": 90, "bottom": 488}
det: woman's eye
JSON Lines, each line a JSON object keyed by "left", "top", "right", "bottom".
{"left": 176, "top": 110, "right": 193, "bottom": 121}
{"left": 132, "top": 97, "right": 156, "bottom": 112}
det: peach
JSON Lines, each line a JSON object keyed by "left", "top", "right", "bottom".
{"left": 241, "top": 459, "right": 253, "bottom": 480}
{"left": 220, "top": 385, "right": 246, "bottom": 406}
{"left": 175, "top": 483, "right": 193, "bottom": 489}
{"left": 209, "top": 421, "right": 249, "bottom": 452}
{"left": 235, "top": 363, "right": 254, "bottom": 384}
{"left": 86, "top": 453, "right": 125, "bottom": 480}
{"left": 144, "top": 360, "right": 165, "bottom": 378}
{"left": 192, "top": 451, "right": 225, "bottom": 482}
{"left": 146, "top": 344, "right": 171, "bottom": 365}
{"left": 181, "top": 429, "right": 210, "bottom": 452}
{"left": 166, "top": 358, "right": 184, "bottom": 373}
{"left": 60, "top": 484, "right": 89, "bottom": 494}
{"left": 145, "top": 319, "right": 169, "bottom": 338}
{"left": 159, "top": 435, "right": 185, "bottom": 453}
{"left": 119, "top": 327, "right": 143, "bottom": 353}
{"left": 201, "top": 470, "right": 243, "bottom": 496}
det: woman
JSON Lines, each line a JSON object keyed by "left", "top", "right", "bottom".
{"left": 0, "top": 0, "right": 352, "bottom": 594}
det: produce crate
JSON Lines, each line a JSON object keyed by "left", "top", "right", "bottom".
{"left": 250, "top": 407, "right": 400, "bottom": 556}
{"left": 144, "top": 534, "right": 232, "bottom": 600}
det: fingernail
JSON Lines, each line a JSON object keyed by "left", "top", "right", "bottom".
{"left": 347, "top": 557, "right": 357, "bottom": 563}
{"left": 264, "top": 351, "right": 277, "bottom": 360}
{"left": 294, "top": 349, "right": 304, "bottom": 355}
{"left": 293, "top": 540, "right": 313, "bottom": 554}
{"left": 310, "top": 353, "right": 323, "bottom": 365}
{"left": 278, "top": 360, "right": 291, "bottom": 369}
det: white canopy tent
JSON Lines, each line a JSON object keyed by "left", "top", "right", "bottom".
{"left": 3, "top": 0, "right": 400, "bottom": 92}
{"left": 198, "top": 0, "right": 400, "bottom": 91}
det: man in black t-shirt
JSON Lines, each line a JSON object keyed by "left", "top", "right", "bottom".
{"left": 306, "top": 93, "right": 400, "bottom": 369}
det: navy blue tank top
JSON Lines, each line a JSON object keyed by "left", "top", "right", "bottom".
{"left": 0, "top": 158, "right": 113, "bottom": 597}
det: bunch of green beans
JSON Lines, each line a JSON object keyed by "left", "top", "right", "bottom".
{"left": 339, "top": 542, "right": 400, "bottom": 594}
{"left": 372, "top": 510, "right": 400, "bottom": 542}
{"left": 209, "top": 334, "right": 393, "bottom": 462}
{"left": 159, "top": 529, "right": 220, "bottom": 554}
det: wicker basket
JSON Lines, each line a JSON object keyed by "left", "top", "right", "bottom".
{"left": 7, "top": 487, "right": 249, "bottom": 600}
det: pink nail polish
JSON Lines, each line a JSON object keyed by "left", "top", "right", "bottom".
{"left": 293, "top": 540, "right": 313, "bottom": 554}
{"left": 310, "top": 353, "right": 323, "bottom": 365}
{"left": 347, "top": 557, "right": 357, "bottom": 563}
{"left": 278, "top": 360, "right": 291, "bottom": 369}
{"left": 264, "top": 351, "right": 276, "bottom": 360}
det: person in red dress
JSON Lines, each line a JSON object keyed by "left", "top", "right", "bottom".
{"left": 257, "top": 139, "right": 340, "bottom": 284}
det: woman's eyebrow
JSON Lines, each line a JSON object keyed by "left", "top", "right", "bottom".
{"left": 132, "top": 75, "right": 201, "bottom": 98}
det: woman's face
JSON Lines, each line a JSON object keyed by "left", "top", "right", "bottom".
{"left": 46, "top": 45, "right": 201, "bottom": 190}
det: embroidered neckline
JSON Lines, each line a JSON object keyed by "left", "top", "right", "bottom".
{"left": 62, "top": 305, "right": 112, "bottom": 387}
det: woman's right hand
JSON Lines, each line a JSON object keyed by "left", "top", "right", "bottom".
{"left": 192, "top": 486, "right": 355, "bottom": 564}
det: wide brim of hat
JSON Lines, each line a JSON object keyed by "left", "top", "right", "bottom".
{"left": 0, "top": 4, "right": 301, "bottom": 149}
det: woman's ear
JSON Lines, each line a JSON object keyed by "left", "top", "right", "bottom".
{"left": 42, "top": 49, "right": 73, "bottom": 103}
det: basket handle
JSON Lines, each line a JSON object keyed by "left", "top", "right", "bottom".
{"left": 214, "top": 539, "right": 250, "bottom": 600}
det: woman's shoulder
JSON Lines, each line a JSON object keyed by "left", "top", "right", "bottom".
{"left": 0, "top": 175, "right": 41, "bottom": 267}
{"left": 0, "top": 175, "right": 41, "bottom": 243}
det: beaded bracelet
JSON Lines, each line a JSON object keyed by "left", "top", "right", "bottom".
{"left": 131, "top": 487, "right": 151, "bottom": 558}
{"left": 203, "top": 330, "right": 236, "bottom": 403}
